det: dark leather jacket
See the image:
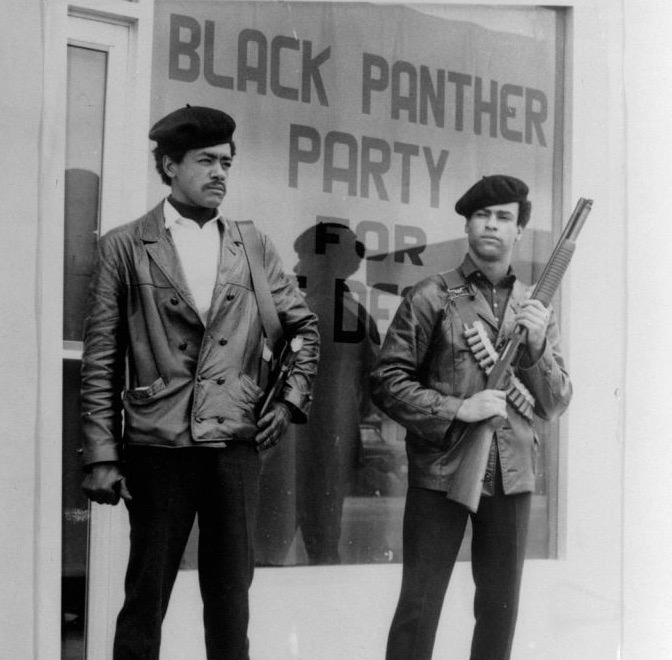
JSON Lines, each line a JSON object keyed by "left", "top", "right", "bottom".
{"left": 370, "top": 264, "right": 572, "bottom": 503}
{"left": 80, "top": 203, "right": 319, "bottom": 466}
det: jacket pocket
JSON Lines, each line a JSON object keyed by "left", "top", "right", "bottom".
{"left": 122, "top": 377, "right": 191, "bottom": 443}
{"left": 124, "top": 376, "right": 167, "bottom": 404}
{"left": 239, "top": 372, "right": 264, "bottom": 399}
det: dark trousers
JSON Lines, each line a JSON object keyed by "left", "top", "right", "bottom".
{"left": 113, "top": 445, "right": 260, "bottom": 660}
{"left": 386, "top": 474, "right": 531, "bottom": 660}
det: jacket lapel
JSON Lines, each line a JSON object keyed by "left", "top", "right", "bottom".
{"left": 207, "top": 219, "right": 248, "bottom": 318}
{"left": 218, "top": 219, "right": 246, "bottom": 279}
{"left": 141, "top": 203, "right": 200, "bottom": 318}
{"left": 470, "top": 283, "right": 499, "bottom": 331}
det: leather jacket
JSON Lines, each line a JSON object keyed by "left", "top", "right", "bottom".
{"left": 80, "top": 202, "right": 319, "bottom": 466}
{"left": 370, "top": 263, "right": 572, "bottom": 502}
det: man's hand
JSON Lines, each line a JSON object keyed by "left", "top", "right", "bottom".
{"left": 82, "top": 463, "right": 132, "bottom": 505}
{"left": 514, "top": 298, "right": 550, "bottom": 361}
{"left": 456, "top": 390, "right": 507, "bottom": 423}
{"left": 255, "top": 402, "right": 292, "bottom": 451}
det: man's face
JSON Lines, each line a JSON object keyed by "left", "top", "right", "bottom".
{"left": 164, "top": 143, "right": 233, "bottom": 208}
{"left": 465, "top": 202, "right": 522, "bottom": 263}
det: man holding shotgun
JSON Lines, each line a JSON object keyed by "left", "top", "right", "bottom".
{"left": 370, "top": 175, "right": 573, "bottom": 660}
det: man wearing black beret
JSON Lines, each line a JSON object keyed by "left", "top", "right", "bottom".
{"left": 371, "top": 175, "right": 572, "bottom": 659}
{"left": 80, "top": 105, "right": 319, "bottom": 659}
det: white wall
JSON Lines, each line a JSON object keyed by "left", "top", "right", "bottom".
{"left": 623, "top": 1, "right": 672, "bottom": 657}
{"left": 0, "top": 1, "right": 44, "bottom": 657}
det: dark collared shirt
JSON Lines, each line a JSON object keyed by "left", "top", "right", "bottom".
{"left": 459, "top": 253, "right": 516, "bottom": 326}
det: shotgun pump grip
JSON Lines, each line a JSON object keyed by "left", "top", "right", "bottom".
{"left": 533, "top": 241, "right": 576, "bottom": 306}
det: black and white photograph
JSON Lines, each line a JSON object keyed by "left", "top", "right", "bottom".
{"left": 1, "top": 1, "right": 670, "bottom": 659}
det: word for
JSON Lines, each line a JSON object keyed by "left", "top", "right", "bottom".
{"left": 289, "top": 125, "right": 449, "bottom": 208}
{"left": 168, "top": 14, "right": 331, "bottom": 105}
{"left": 297, "top": 220, "right": 425, "bottom": 343}
{"left": 362, "top": 53, "right": 549, "bottom": 146}
{"left": 314, "top": 217, "right": 425, "bottom": 265}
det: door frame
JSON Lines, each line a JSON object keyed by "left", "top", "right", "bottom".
{"left": 37, "top": 2, "right": 154, "bottom": 658}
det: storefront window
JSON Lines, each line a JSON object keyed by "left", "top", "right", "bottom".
{"left": 62, "top": 44, "right": 106, "bottom": 659}
{"left": 149, "top": 1, "right": 566, "bottom": 567}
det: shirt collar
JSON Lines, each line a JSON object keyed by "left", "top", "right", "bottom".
{"left": 163, "top": 198, "right": 225, "bottom": 230}
{"left": 459, "top": 253, "right": 517, "bottom": 288}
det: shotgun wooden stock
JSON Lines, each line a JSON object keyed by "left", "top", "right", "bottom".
{"left": 444, "top": 198, "right": 593, "bottom": 512}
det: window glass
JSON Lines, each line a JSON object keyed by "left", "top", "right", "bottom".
{"left": 63, "top": 46, "right": 106, "bottom": 342}
{"left": 62, "top": 44, "right": 106, "bottom": 659}
{"left": 150, "top": 1, "right": 565, "bottom": 566}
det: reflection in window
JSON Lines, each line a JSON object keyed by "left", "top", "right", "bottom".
{"left": 63, "top": 47, "right": 105, "bottom": 342}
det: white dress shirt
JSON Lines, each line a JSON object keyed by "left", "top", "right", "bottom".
{"left": 163, "top": 199, "right": 224, "bottom": 325}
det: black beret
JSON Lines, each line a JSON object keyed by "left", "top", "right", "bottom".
{"left": 148, "top": 105, "right": 236, "bottom": 151}
{"left": 455, "top": 175, "right": 529, "bottom": 219}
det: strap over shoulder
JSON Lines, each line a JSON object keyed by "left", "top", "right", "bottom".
{"left": 439, "top": 268, "right": 481, "bottom": 328}
{"left": 235, "top": 221, "right": 284, "bottom": 355}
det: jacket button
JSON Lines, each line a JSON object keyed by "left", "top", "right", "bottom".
{"left": 179, "top": 341, "right": 187, "bottom": 350}
{"left": 170, "top": 296, "right": 179, "bottom": 305}
{"left": 219, "top": 338, "right": 228, "bottom": 346}
{"left": 217, "top": 377, "right": 225, "bottom": 385}
{"left": 226, "top": 293, "right": 235, "bottom": 300}
{"left": 217, "top": 416, "right": 225, "bottom": 424}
